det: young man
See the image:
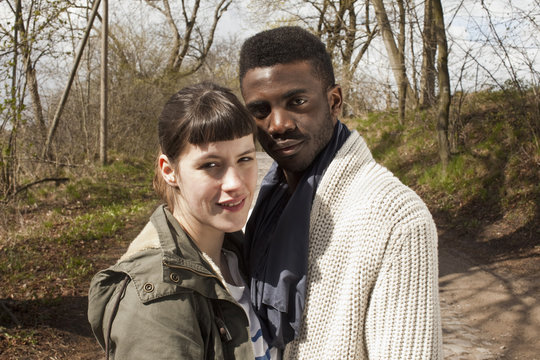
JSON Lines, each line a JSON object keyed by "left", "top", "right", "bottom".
{"left": 239, "top": 26, "right": 442, "bottom": 359}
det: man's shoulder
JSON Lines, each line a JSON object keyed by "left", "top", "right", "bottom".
{"left": 322, "top": 132, "right": 431, "bottom": 218}
{"left": 326, "top": 131, "right": 400, "bottom": 191}
{"left": 332, "top": 132, "right": 418, "bottom": 192}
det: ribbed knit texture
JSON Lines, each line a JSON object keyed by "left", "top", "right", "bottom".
{"left": 283, "top": 131, "right": 442, "bottom": 360}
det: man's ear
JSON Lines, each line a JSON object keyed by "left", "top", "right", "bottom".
{"left": 327, "top": 85, "right": 343, "bottom": 120}
{"left": 159, "top": 154, "right": 178, "bottom": 187}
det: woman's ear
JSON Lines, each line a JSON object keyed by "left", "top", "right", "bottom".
{"left": 159, "top": 154, "right": 178, "bottom": 187}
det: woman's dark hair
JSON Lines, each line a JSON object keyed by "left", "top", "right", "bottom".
{"left": 153, "top": 82, "right": 257, "bottom": 210}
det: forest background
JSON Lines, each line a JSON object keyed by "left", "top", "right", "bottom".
{"left": 0, "top": 0, "right": 539, "bottom": 358}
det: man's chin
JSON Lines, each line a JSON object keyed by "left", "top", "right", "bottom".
{"left": 275, "top": 157, "right": 311, "bottom": 175}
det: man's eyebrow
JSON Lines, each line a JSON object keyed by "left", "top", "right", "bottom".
{"left": 246, "top": 89, "right": 309, "bottom": 108}
{"left": 246, "top": 100, "right": 268, "bottom": 108}
{"left": 283, "top": 88, "right": 308, "bottom": 99}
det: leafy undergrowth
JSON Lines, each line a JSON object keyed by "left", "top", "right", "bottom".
{"left": 0, "top": 156, "right": 159, "bottom": 359}
{"left": 347, "top": 87, "right": 540, "bottom": 275}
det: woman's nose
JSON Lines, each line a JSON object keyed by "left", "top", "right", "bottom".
{"left": 221, "top": 167, "right": 243, "bottom": 191}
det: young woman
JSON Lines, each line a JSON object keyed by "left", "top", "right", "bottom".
{"left": 88, "top": 82, "right": 278, "bottom": 359}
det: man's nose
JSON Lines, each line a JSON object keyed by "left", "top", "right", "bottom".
{"left": 268, "top": 109, "right": 295, "bottom": 136}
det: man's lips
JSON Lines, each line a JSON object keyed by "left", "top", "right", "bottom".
{"left": 271, "top": 139, "right": 304, "bottom": 155}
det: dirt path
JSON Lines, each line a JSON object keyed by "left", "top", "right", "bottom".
{"left": 438, "top": 239, "right": 540, "bottom": 359}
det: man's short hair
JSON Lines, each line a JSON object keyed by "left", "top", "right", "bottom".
{"left": 239, "top": 26, "right": 335, "bottom": 90}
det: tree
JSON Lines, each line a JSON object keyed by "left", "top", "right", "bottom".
{"left": 396, "top": 0, "right": 407, "bottom": 125}
{"left": 371, "top": 0, "right": 416, "bottom": 109}
{"left": 0, "top": 0, "right": 79, "bottom": 196}
{"left": 42, "top": 0, "right": 100, "bottom": 160}
{"left": 432, "top": 0, "right": 450, "bottom": 170}
{"left": 143, "top": 0, "right": 232, "bottom": 76}
{"left": 248, "top": 0, "right": 378, "bottom": 117}
{"left": 313, "top": 0, "right": 378, "bottom": 117}
{"left": 419, "top": 0, "right": 436, "bottom": 108}
{"left": 100, "top": 0, "right": 108, "bottom": 165}
{"left": 444, "top": 0, "right": 540, "bottom": 160}
{"left": 5, "top": 0, "right": 64, "bottom": 142}
{"left": 0, "top": 0, "right": 23, "bottom": 197}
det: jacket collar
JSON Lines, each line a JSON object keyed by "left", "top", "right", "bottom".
{"left": 116, "top": 205, "right": 242, "bottom": 304}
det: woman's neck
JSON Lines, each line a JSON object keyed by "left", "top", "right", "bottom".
{"left": 181, "top": 220, "right": 233, "bottom": 284}
{"left": 172, "top": 208, "right": 224, "bottom": 267}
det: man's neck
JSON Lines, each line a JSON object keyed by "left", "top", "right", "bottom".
{"left": 283, "top": 170, "right": 303, "bottom": 194}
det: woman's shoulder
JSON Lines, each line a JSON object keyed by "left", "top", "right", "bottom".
{"left": 88, "top": 219, "right": 168, "bottom": 308}
{"left": 118, "top": 221, "right": 161, "bottom": 262}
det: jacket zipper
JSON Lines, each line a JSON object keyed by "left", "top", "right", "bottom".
{"left": 163, "top": 259, "right": 240, "bottom": 358}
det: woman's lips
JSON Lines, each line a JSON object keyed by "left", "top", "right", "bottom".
{"left": 217, "top": 197, "right": 246, "bottom": 212}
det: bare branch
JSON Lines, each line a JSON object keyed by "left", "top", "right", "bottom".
{"left": 2, "top": 177, "right": 69, "bottom": 203}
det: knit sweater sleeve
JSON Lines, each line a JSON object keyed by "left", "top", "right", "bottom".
{"left": 365, "top": 205, "right": 442, "bottom": 359}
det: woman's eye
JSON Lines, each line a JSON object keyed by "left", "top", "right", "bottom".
{"left": 200, "top": 162, "right": 218, "bottom": 169}
{"left": 239, "top": 156, "right": 254, "bottom": 163}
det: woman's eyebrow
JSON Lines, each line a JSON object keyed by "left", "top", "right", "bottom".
{"left": 198, "top": 147, "right": 256, "bottom": 160}
{"left": 238, "top": 147, "right": 256, "bottom": 156}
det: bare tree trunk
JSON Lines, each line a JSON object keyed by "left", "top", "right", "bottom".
{"left": 18, "top": 2, "right": 46, "bottom": 142}
{"left": 420, "top": 0, "right": 437, "bottom": 108}
{"left": 42, "top": 0, "right": 101, "bottom": 159}
{"left": 172, "top": 0, "right": 200, "bottom": 71}
{"left": 145, "top": 0, "right": 231, "bottom": 76}
{"left": 254, "top": 0, "right": 377, "bottom": 115}
{"left": 100, "top": 0, "right": 108, "bottom": 165}
{"left": 433, "top": 0, "right": 451, "bottom": 171}
{"left": 397, "top": 0, "right": 407, "bottom": 125}
{"left": 71, "top": 3, "right": 92, "bottom": 160}
{"left": 23, "top": 59, "right": 46, "bottom": 140}
{"left": 372, "top": 0, "right": 416, "bottom": 109}
{"left": 81, "top": 4, "right": 92, "bottom": 159}
{"left": 2, "top": 0, "right": 23, "bottom": 196}
{"left": 408, "top": 0, "right": 418, "bottom": 101}
{"left": 344, "top": 0, "right": 377, "bottom": 116}
{"left": 341, "top": 0, "right": 357, "bottom": 117}
{"left": 83, "top": 55, "right": 91, "bottom": 159}
{"left": 153, "top": 0, "right": 182, "bottom": 70}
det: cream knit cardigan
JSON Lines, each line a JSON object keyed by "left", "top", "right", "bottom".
{"left": 283, "top": 131, "right": 442, "bottom": 360}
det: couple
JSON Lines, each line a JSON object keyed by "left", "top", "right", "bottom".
{"left": 88, "top": 26, "right": 442, "bottom": 359}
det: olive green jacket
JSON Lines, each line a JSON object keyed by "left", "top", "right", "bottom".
{"left": 88, "top": 205, "right": 254, "bottom": 360}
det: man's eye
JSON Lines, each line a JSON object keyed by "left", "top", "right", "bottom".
{"left": 291, "top": 98, "right": 306, "bottom": 106}
{"left": 248, "top": 104, "right": 271, "bottom": 119}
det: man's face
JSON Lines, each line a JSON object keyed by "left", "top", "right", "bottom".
{"left": 241, "top": 61, "right": 342, "bottom": 177}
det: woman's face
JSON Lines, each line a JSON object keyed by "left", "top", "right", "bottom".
{"left": 169, "top": 134, "right": 257, "bottom": 238}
